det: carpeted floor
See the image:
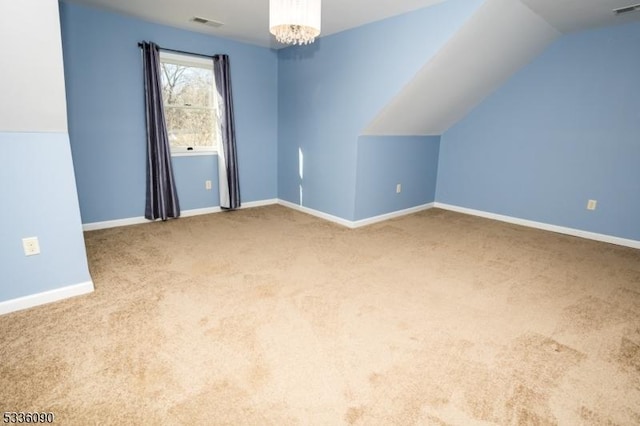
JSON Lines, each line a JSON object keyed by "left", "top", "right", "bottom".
{"left": 1, "top": 205, "right": 639, "bottom": 425}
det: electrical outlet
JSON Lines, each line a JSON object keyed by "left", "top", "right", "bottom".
{"left": 22, "top": 237, "right": 40, "bottom": 256}
{"left": 587, "top": 199, "right": 597, "bottom": 211}
{"left": 396, "top": 184, "right": 402, "bottom": 194}
{"left": 205, "top": 180, "right": 212, "bottom": 190}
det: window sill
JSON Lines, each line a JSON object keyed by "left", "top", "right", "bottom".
{"left": 171, "top": 150, "right": 218, "bottom": 157}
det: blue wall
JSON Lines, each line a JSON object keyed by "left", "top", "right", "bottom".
{"left": 437, "top": 22, "right": 640, "bottom": 241}
{"left": 172, "top": 156, "right": 220, "bottom": 211}
{"left": 0, "top": 133, "right": 91, "bottom": 301}
{"left": 278, "top": 0, "right": 483, "bottom": 221}
{"left": 355, "top": 136, "right": 440, "bottom": 220}
{"left": 59, "top": 1, "right": 639, "bottom": 241}
{"left": 60, "top": 2, "right": 278, "bottom": 224}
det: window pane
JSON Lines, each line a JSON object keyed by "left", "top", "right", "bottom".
{"left": 165, "top": 107, "right": 214, "bottom": 148}
{"left": 160, "top": 63, "right": 213, "bottom": 108}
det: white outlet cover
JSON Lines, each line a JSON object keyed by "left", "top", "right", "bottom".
{"left": 22, "top": 237, "right": 40, "bottom": 256}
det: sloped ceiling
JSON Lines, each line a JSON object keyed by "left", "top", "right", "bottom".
{"left": 363, "top": 0, "right": 560, "bottom": 136}
{"left": 363, "top": 0, "right": 640, "bottom": 135}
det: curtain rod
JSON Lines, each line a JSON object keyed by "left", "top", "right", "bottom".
{"left": 137, "top": 42, "right": 217, "bottom": 59}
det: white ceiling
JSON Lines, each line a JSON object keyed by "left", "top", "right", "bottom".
{"left": 62, "top": 0, "right": 640, "bottom": 48}
{"left": 521, "top": 0, "right": 640, "bottom": 33}
{"left": 62, "top": 0, "right": 447, "bottom": 48}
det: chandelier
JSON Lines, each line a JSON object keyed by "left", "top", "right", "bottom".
{"left": 269, "top": 0, "right": 321, "bottom": 45}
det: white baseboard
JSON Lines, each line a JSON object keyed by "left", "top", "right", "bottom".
{"left": 434, "top": 202, "right": 640, "bottom": 250}
{"left": 277, "top": 199, "right": 355, "bottom": 228}
{"left": 277, "top": 199, "right": 435, "bottom": 229}
{"left": 0, "top": 281, "right": 94, "bottom": 316}
{"left": 83, "top": 199, "right": 279, "bottom": 231}
{"left": 83, "top": 216, "right": 148, "bottom": 231}
{"left": 84, "top": 198, "right": 432, "bottom": 232}
{"left": 352, "top": 203, "right": 435, "bottom": 228}
{"left": 81, "top": 199, "right": 638, "bottom": 249}
{"left": 241, "top": 199, "right": 279, "bottom": 209}
{"left": 178, "top": 206, "right": 221, "bottom": 218}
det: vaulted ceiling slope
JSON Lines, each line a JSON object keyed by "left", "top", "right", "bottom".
{"left": 364, "top": 0, "right": 559, "bottom": 136}
{"left": 364, "top": 0, "right": 640, "bottom": 135}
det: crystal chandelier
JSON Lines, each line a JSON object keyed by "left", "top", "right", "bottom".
{"left": 269, "top": 0, "right": 321, "bottom": 45}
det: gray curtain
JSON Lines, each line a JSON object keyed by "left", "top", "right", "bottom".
{"left": 213, "top": 54, "right": 241, "bottom": 210}
{"left": 141, "top": 41, "right": 180, "bottom": 220}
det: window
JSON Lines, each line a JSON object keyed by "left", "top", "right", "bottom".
{"left": 159, "top": 51, "right": 218, "bottom": 155}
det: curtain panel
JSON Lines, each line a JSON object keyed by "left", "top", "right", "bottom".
{"left": 213, "top": 54, "right": 241, "bottom": 210}
{"left": 141, "top": 41, "right": 180, "bottom": 221}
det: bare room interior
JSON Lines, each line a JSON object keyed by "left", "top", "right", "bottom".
{"left": 1, "top": 0, "right": 639, "bottom": 424}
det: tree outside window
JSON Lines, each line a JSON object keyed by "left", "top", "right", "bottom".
{"left": 159, "top": 53, "right": 218, "bottom": 153}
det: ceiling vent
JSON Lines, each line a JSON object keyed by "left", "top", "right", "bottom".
{"left": 613, "top": 3, "right": 640, "bottom": 15}
{"left": 191, "top": 16, "right": 224, "bottom": 28}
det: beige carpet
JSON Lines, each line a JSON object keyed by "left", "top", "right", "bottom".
{"left": 1, "top": 205, "right": 639, "bottom": 425}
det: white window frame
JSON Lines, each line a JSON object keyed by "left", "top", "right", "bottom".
{"left": 159, "top": 51, "right": 219, "bottom": 157}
